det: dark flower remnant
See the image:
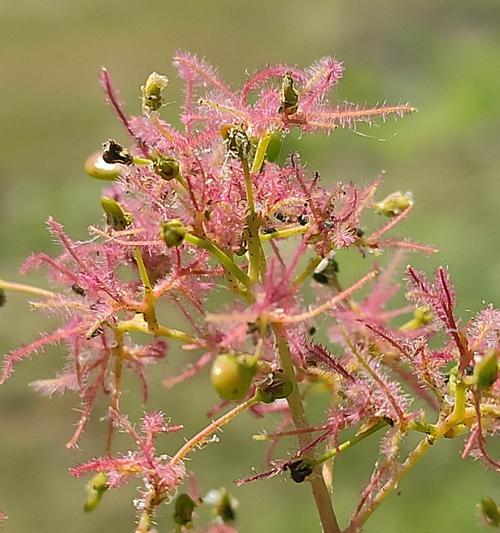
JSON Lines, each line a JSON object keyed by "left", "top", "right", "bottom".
{"left": 0, "top": 51, "right": 498, "bottom": 533}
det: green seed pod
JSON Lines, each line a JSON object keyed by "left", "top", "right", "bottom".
{"left": 173, "top": 493, "right": 197, "bottom": 526}
{"left": 312, "top": 254, "right": 339, "bottom": 286}
{"left": 265, "top": 131, "right": 283, "bottom": 163}
{"left": 100, "top": 196, "right": 132, "bottom": 231}
{"left": 210, "top": 353, "right": 256, "bottom": 401}
{"left": 286, "top": 458, "right": 314, "bottom": 483}
{"left": 373, "top": 191, "right": 413, "bottom": 217}
{"left": 279, "top": 72, "right": 299, "bottom": 116}
{"left": 101, "top": 139, "right": 133, "bottom": 166}
{"left": 84, "top": 472, "right": 108, "bottom": 513}
{"left": 154, "top": 156, "right": 180, "bottom": 181}
{"left": 84, "top": 152, "right": 121, "bottom": 181}
{"left": 159, "top": 219, "right": 186, "bottom": 247}
{"left": 141, "top": 72, "right": 169, "bottom": 114}
{"left": 256, "top": 370, "right": 293, "bottom": 404}
{"left": 473, "top": 350, "right": 498, "bottom": 390}
{"left": 0, "top": 287, "right": 6, "bottom": 308}
{"left": 479, "top": 496, "right": 500, "bottom": 528}
{"left": 224, "top": 126, "right": 251, "bottom": 160}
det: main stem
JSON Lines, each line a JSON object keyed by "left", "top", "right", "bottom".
{"left": 273, "top": 324, "right": 340, "bottom": 533}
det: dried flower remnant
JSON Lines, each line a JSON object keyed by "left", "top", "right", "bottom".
{"left": 0, "top": 51, "right": 497, "bottom": 533}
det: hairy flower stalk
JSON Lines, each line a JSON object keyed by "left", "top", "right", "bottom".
{"left": 1, "top": 51, "right": 498, "bottom": 533}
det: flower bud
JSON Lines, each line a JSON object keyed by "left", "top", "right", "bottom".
{"left": 286, "top": 458, "right": 314, "bottom": 483}
{"left": 312, "top": 254, "right": 339, "bottom": 285}
{"left": 279, "top": 72, "right": 299, "bottom": 116}
{"left": 173, "top": 493, "right": 197, "bottom": 526}
{"left": 100, "top": 196, "right": 132, "bottom": 231}
{"left": 374, "top": 191, "right": 413, "bottom": 217}
{"left": 141, "top": 72, "right": 169, "bottom": 114}
{"left": 101, "top": 139, "right": 133, "bottom": 166}
{"left": 256, "top": 370, "right": 293, "bottom": 403}
{"left": 84, "top": 472, "right": 108, "bottom": 513}
{"left": 84, "top": 152, "right": 122, "bottom": 181}
{"left": 473, "top": 350, "right": 498, "bottom": 390}
{"left": 159, "top": 219, "right": 186, "bottom": 247}
{"left": 210, "top": 353, "right": 256, "bottom": 401}
{"left": 478, "top": 496, "right": 500, "bottom": 528}
{"left": 154, "top": 156, "right": 180, "bottom": 181}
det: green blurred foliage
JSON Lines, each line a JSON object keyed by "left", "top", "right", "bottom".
{"left": 0, "top": 1, "right": 499, "bottom": 532}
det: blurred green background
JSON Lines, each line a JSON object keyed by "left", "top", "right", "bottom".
{"left": 1, "top": 1, "right": 499, "bottom": 532}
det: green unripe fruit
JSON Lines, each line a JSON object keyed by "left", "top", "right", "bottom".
{"left": 154, "top": 157, "right": 180, "bottom": 181}
{"left": 100, "top": 196, "right": 132, "bottom": 231}
{"left": 474, "top": 350, "right": 498, "bottom": 390}
{"left": 173, "top": 493, "right": 197, "bottom": 526}
{"left": 479, "top": 496, "right": 500, "bottom": 527}
{"left": 256, "top": 370, "right": 293, "bottom": 403}
{"left": 265, "top": 131, "right": 283, "bottom": 163}
{"left": 84, "top": 152, "right": 121, "bottom": 181}
{"left": 84, "top": 472, "right": 108, "bottom": 513}
{"left": 210, "top": 353, "right": 256, "bottom": 401}
{"left": 159, "top": 219, "right": 186, "bottom": 247}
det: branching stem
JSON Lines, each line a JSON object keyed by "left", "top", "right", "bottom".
{"left": 273, "top": 324, "right": 341, "bottom": 533}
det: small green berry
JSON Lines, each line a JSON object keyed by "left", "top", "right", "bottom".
{"left": 159, "top": 219, "right": 186, "bottom": 247}
{"left": 154, "top": 156, "right": 180, "bottom": 181}
{"left": 256, "top": 370, "right": 293, "bottom": 403}
{"left": 210, "top": 353, "right": 256, "bottom": 401}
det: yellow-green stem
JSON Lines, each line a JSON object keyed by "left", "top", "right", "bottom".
{"left": 0, "top": 279, "right": 55, "bottom": 299}
{"left": 293, "top": 256, "right": 322, "bottom": 286}
{"left": 348, "top": 437, "right": 431, "bottom": 532}
{"left": 133, "top": 248, "right": 159, "bottom": 332}
{"left": 105, "top": 328, "right": 124, "bottom": 454}
{"left": 273, "top": 324, "right": 340, "bottom": 533}
{"left": 313, "top": 420, "right": 388, "bottom": 466}
{"left": 170, "top": 394, "right": 260, "bottom": 465}
{"left": 184, "top": 233, "right": 253, "bottom": 301}
{"left": 117, "top": 317, "right": 200, "bottom": 345}
{"left": 260, "top": 224, "right": 310, "bottom": 242}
